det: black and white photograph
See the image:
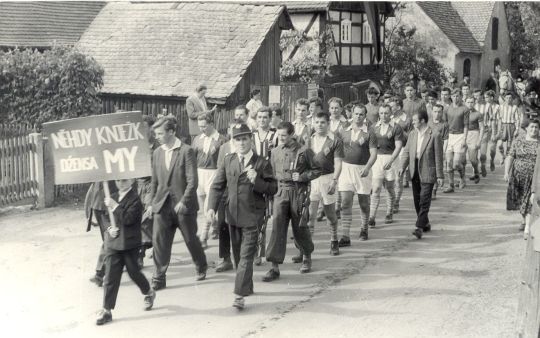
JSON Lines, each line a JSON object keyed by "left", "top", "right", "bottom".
{"left": 1, "top": 0, "right": 540, "bottom": 336}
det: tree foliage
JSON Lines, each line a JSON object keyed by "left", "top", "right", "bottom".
{"left": 0, "top": 46, "right": 104, "bottom": 127}
{"left": 384, "top": 3, "right": 449, "bottom": 92}
{"left": 506, "top": 2, "right": 540, "bottom": 71}
{"left": 280, "top": 27, "right": 335, "bottom": 83}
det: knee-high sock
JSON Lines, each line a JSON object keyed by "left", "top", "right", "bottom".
{"left": 385, "top": 181, "right": 396, "bottom": 216}
{"left": 341, "top": 207, "right": 352, "bottom": 238}
{"left": 359, "top": 195, "right": 370, "bottom": 231}
{"left": 448, "top": 169, "right": 455, "bottom": 186}
{"left": 395, "top": 172, "right": 404, "bottom": 205}
{"left": 369, "top": 190, "right": 381, "bottom": 219}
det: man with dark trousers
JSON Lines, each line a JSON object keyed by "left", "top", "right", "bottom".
{"left": 214, "top": 121, "right": 240, "bottom": 273}
{"left": 96, "top": 178, "right": 155, "bottom": 325}
{"left": 147, "top": 116, "right": 207, "bottom": 290}
{"left": 400, "top": 110, "right": 444, "bottom": 239}
{"left": 264, "top": 122, "right": 322, "bottom": 281}
{"left": 207, "top": 123, "right": 277, "bottom": 310}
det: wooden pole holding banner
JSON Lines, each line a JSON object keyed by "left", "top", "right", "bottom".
{"left": 102, "top": 181, "right": 117, "bottom": 229}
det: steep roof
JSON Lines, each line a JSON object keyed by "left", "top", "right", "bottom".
{"left": 451, "top": 1, "right": 496, "bottom": 46}
{"left": 78, "top": 2, "right": 291, "bottom": 103}
{"left": 284, "top": 1, "right": 330, "bottom": 13}
{"left": 0, "top": 1, "right": 105, "bottom": 48}
{"left": 417, "top": 2, "right": 482, "bottom": 54}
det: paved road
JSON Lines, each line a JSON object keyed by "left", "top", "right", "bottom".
{"left": 0, "top": 166, "right": 523, "bottom": 337}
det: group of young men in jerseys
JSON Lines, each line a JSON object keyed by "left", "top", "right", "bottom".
{"left": 88, "top": 82, "right": 523, "bottom": 323}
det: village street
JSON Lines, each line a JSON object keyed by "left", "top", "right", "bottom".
{"left": 0, "top": 164, "right": 522, "bottom": 338}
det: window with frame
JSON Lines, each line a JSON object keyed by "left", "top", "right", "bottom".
{"left": 341, "top": 19, "right": 351, "bottom": 43}
{"left": 491, "top": 17, "right": 499, "bottom": 50}
{"left": 363, "top": 21, "right": 372, "bottom": 44}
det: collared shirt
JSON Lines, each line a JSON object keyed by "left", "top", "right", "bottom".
{"left": 341, "top": 124, "right": 377, "bottom": 165}
{"left": 374, "top": 120, "right": 404, "bottom": 155}
{"left": 237, "top": 150, "right": 254, "bottom": 170}
{"left": 253, "top": 128, "right": 277, "bottom": 159}
{"left": 111, "top": 187, "right": 132, "bottom": 211}
{"left": 393, "top": 112, "right": 413, "bottom": 145}
{"left": 201, "top": 130, "right": 220, "bottom": 154}
{"left": 329, "top": 116, "right": 348, "bottom": 134}
{"left": 416, "top": 126, "right": 428, "bottom": 159}
{"left": 310, "top": 132, "right": 344, "bottom": 174}
{"left": 293, "top": 119, "right": 312, "bottom": 145}
{"left": 162, "top": 137, "right": 182, "bottom": 171}
{"left": 246, "top": 99, "right": 263, "bottom": 116}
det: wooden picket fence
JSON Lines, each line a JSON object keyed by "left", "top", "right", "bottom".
{"left": 0, "top": 123, "right": 39, "bottom": 207}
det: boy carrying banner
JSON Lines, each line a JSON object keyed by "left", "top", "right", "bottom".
{"left": 96, "top": 178, "right": 156, "bottom": 325}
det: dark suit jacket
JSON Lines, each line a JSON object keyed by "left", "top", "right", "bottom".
{"left": 104, "top": 189, "right": 143, "bottom": 251}
{"left": 401, "top": 126, "right": 444, "bottom": 184}
{"left": 208, "top": 152, "right": 277, "bottom": 228}
{"left": 150, "top": 141, "right": 199, "bottom": 214}
{"left": 186, "top": 94, "right": 207, "bottom": 136}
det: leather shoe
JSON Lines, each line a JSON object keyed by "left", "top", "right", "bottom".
{"left": 144, "top": 289, "right": 156, "bottom": 311}
{"left": 423, "top": 224, "right": 431, "bottom": 232}
{"left": 300, "top": 258, "right": 312, "bottom": 273}
{"left": 254, "top": 256, "right": 263, "bottom": 266}
{"left": 338, "top": 237, "right": 351, "bottom": 247}
{"left": 196, "top": 271, "right": 206, "bottom": 281}
{"left": 262, "top": 269, "right": 280, "bottom": 282}
{"left": 96, "top": 309, "right": 112, "bottom": 325}
{"left": 443, "top": 185, "right": 454, "bottom": 193}
{"left": 233, "top": 296, "right": 245, "bottom": 310}
{"left": 384, "top": 214, "right": 393, "bottom": 224}
{"left": 359, "top": 229, "right": 368, "bottom": 241}
{"left": 368, "top": 217, "right": 376, "bottom": 229}
{"left": 216, "top": 258, "right": 233, "bottom": 272}
{"left": 412, "top": 228, "right": 423, "bottom": 239}
{"left": 152, "top": 280, "right": 166, "bottom": 291}
{"left": 89, "top": 275, "right": 103, "bottom": 287}
{"left": 291, "top": 253, "right": 303, "bottom": 263}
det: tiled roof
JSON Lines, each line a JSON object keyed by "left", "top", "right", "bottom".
{"left": 418, "top": 2, "right": 482, "bottom": 54}
{"left": 283, "top": 1, "right": 330, "bottom": 13}
{"left": 78, "top": 2, "right": 289, "bottom": 102}
{"left": 0, "top": 1, "right": 105, "bottom": 48}
{"left": 451, "top": 1, "right": 496, "bottom": 46}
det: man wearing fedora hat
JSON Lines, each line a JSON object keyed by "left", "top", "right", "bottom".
{"left": 207, "top": 123, "right": 277, "bottom": 310}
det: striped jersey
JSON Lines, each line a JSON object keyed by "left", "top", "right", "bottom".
{"left": 475, "top": 103, "right": 499, "bottom": 127}
{"left": 498, "top": 104, "right": 519, "bottom": 124}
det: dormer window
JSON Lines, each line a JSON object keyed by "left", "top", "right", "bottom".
{"left": 363, "top": 20, "right": 372, "bottom": 44}
{"left": 341, "top": 19, "right": 351, "bottom": 43}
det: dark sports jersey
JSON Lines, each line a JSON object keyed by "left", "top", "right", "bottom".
{"left": 373, "top": 121, "right": 404, "bottom": 155}
{"left": 310, "top": 132, "right": 344, "bottom": 174}
{"left": 192, "top": 132, "right": 228, "bottom": 169}
{"left": 468, "top": 110, "right": 484, "bottom": 131}
{"left": 428, "top": 121, "right": 449, "bottom": 140}
{"left": 341, "top": 125, "right": 378, "bottom": 165}
{"left": 393, "top": 113, "right": 413, "bottom": 145}
{"left": 403, "top": 98, "right": 426, "bottom": 118}
{"left": 446, "top": 104, "right": 469, "bottom": 134}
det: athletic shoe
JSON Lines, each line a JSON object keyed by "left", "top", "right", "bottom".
{"left": 384, "top": 214, "right": 393, "bottom": 224}
{"left": 368, "top": 217, "right": 376, "bottom": 228}
{"left": 481, "top": 164, "right": 487, "bottom": 177}
{"left": 359, "top": 229, "right": 368, "bottom": 241}
{"left": 232, "top": 296, "right": 245, "bottom": 310}
{"left": 144, "top": 289, "right": 156, "bottom": 311}
{"left": 338, "top": 237, "right": 351, "bottom": 247}
{"left": 330, "top": 241, "right": 339, "bottom": 256}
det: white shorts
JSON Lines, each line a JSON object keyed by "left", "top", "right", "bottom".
{"left": 338, "top": 162, "right": 372, "bottom": 195}
{"left": 310, "top": 173, "right": 337, "bottom": 205}
{"left": 466, "top": 130, "right": 480, "bottom": 149}
{"left": 197, "top": 168, "right": 216, "bottom": 196}
{"left": 372, "top": 154, "right": 398, "bottom": 181}
{"left": 447, "top": 133, "right": 466, "bottom": 154}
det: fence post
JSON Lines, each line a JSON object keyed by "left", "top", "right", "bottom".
{"left": 31, "top": 133, "right": 54, "bottom": 208}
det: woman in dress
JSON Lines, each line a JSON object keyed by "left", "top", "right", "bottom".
{"left": 505, "top": 118, "right": 540, "bottom": 236}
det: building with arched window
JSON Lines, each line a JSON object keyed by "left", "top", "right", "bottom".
{"left": 398, "top": 1, "right": 510, "bottom": 90}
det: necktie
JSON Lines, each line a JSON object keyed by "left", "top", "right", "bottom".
{"left": 239, "top": 155, "right": 245, "bottom": 172}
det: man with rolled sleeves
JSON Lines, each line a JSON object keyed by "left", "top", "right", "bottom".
{"left": 264, "top": 122, "right": 321, "bottom": 282}
{"left": 207, "top": 124, "right": 277, "bottom": 310}
{"left": 147, "top": 116, "right": 208, "bottom": 290}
